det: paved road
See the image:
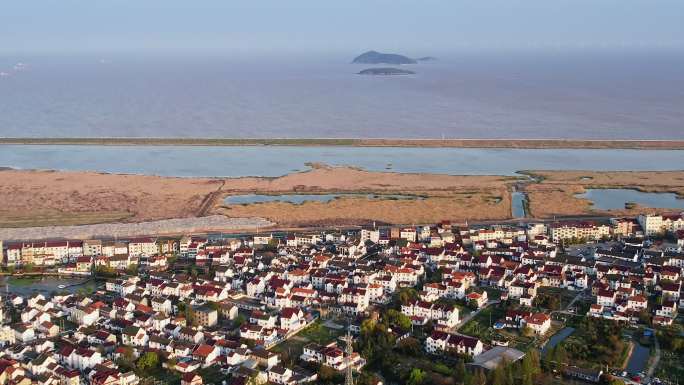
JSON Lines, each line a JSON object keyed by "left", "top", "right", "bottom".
{"left": 550, "top": 289, "right": 588, "bottom": 317}
{"left": 565, "top": 289, "right": 586, "bottom": 310}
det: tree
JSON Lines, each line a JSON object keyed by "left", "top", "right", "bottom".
{"left": 233, "top": 314, "right": 247, "bottom": 328}
{"left": 245, "top": 374, "right": 262, "bottom": 385}
{"left": 397, "top": 288, "right": 418, "bottom": 305}
{"left": 637, "top": 310, "right": 651, "bottom": 325}
{"left": 119, "top": 346, "right": 135, "bottom": 363}
{"left": 166, "top": 357, "right": 177, "bottom": 369}
{"left": 185, "top": 306, "right": 196, "bottom": 326}
{"left": 386, "top": 309, "right": 411, "bottom": 331}
{"left": 454, "top": 359, "right": 467, "bottom": 382}
{"left": 551, "top": 344, "right": 568, "bottom": 370}
{"left": 520, "top": 349, "right": 541, "bottom": 385}
{"left": 396, "top": 336, "right": 421, "bottom": 355}
{"left": 472, "top": 369, "right": 487, "bottom": 385}
{"left": 407, "top": 368, "right": 426, "bottom": 385}
{"left": 318, "top": 365, "right": 336, "bottom": 381}
{"left": 136, "top": 351, "right": 159, "bottom": 371}
{"left": 505, "top": 362, "right": 515, "bottom": 385}
{"left": 490, "top": 363, "right": 506, "bottom": 385}
{"left": 126, "top": 264, "right": 139, "bottom": 275}
{"left": 177, "top": 301, "right": 187, "bottom": 314}
{"left": 95, "top": 265, "right": 117, "bottom": 278}
{"left": 521, "top": 325, "right": 535, "bottom": 337}
{"left": 357, "top": 373, "right": 383, "bottom": 385}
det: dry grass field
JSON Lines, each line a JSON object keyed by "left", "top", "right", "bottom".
{"left": 0, "top": 170, "right": 222, "bottom": 227}
{"left": 0, "top": 166, "right": 515, "bottom": 228}
{"left": 2, "top": 167, "right": 684, "bottom": 229}
{"left": 523, "top": 170, "right": 684, "bottom": 218}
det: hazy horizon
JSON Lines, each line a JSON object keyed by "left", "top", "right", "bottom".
{"left": 2, "top": 1, "right": 683, "bottom": 140}
{"left": 2, "top": 0, "right": 683, "bottom": 55}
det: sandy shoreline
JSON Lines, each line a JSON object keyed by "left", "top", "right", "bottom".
{"left": 2, "top": 137, "right": 684, "bottom": 149}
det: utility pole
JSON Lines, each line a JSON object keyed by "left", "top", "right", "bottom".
{"left": 344, "top": 326, "right": 355, "bottom": 385}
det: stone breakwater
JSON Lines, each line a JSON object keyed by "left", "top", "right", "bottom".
{"left": 0, "top": 215, "right": 273, "bottom": 241}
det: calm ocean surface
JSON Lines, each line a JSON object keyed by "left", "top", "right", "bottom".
{"left": 1, "top": 51, "right": 683, "bottom": 139}
{"left": 1, "top": 145, "right": 683, "bottom": 177}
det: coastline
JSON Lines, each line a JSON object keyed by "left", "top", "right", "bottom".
{"left": 2, "top": 137, "right": 684, "bottom": 149}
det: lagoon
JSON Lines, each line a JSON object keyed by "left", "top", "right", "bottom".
{"left": 0, "top": 275, "right": 96, "bottom": 296}
{"left": 2, "top": 145, "right": 684, "bottom": 177}
{"left": 576, "top": 189, "right": 684, "bottom": 210}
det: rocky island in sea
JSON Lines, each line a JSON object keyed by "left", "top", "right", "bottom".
{"left": 357, "top": 67, "right": 415, "bottom": 76}
{"left": 352, "top": 50, "right": 417, "bottom": 64}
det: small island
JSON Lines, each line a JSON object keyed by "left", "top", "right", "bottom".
{"left": 358, "top": 67, "right": 415, "bottom": 76}
{"left": 417, "top": 56, "right": 437, "bottom": 61}
{"left": 352, "top": 50, "right": 417, "bottom": 65}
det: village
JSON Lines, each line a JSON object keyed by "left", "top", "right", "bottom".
{"left": 0, "top": 213, "right": 683, "bottom": 385}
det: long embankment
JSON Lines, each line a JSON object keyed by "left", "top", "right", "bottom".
{"left": 2, "top": 137, "right": 684, "bottom": 149}
{"left": 0, "top": 215, "right": 273, "bottom": 242}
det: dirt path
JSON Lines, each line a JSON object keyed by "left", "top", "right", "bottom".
{"left": 197, "top": 180, "right": 226, "bottom": 216}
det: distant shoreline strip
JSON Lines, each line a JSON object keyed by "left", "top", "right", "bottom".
{"left": 2, "top": 137, "right": 684, "bottom": 150}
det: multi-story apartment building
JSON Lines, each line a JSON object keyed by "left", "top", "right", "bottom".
{"left": 549, "top": 221, "right": 610, "bottom": 242}
{"left": 638, "top": 214, "right": 665, "bottom": 236}
{"left": 127, "top": 237, "right": 158, "bottom": 257}
{"left": 102, "top": 241, "right": 129, "bottom": 257}
{"left": 193, "top": 305, "right": 218, "bottom": 327}
{"left": 83, "top": 240, "right": 102, "bottom": 256}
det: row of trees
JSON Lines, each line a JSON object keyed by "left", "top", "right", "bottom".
{"left": 658, "top": 327, "right": 684, "bottom": 352}
{"left": 489, "top": 349, "right": 542, "bottom": 385}
{"left": 403, "top": 350, "right": 544, "bottom": 385}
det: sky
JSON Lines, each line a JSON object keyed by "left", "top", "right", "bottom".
{"left": 1, "top": 0, "right": 683, "bottom": 55}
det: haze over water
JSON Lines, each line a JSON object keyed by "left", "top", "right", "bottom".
{"left": 1, "top": 51, "right": 683, "bottom": 139}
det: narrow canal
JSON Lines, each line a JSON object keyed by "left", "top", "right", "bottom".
{"left": 541, "top": 327, "right": 575, "bottom": 355}
{"left": 625, "top": 343, "right": 650, "bottom": 374}
{"left": 511, "top": 190, "right": 528, "bottom": 218}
